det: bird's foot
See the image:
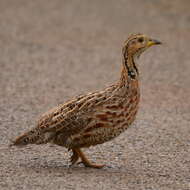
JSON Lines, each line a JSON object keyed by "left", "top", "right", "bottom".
{"left": 70, "top": 149, "right": 79, "bottom": 166}
{"left": 77, "top": 161, "right": 105, "bottom": 169}
{"left": 71, "top": 148, "right": 105, "bottom": 169}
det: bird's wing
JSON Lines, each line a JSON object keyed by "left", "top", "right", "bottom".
{"left": 38, "top": 93, "right": 86, "bottom": 127}
{"left": 37, "top": 88, "right": 110, "bottom": 133}
{"left": 37, "top": 85, "right": 118, "bottom": 136}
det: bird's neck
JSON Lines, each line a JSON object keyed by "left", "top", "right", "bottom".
{"left": 119, "top": 53, "right": 139, "bottom": 86}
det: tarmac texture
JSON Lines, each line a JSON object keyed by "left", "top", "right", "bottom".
{"left": 0, "top": 0, "right": 190, "bottom": 189}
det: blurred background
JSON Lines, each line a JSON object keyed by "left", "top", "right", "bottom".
{"left": 0, "top": 0, "right": 190, "bottom": 189}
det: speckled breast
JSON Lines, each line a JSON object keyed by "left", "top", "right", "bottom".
{"left": 87, "top": 80, "right": 140, "bottom": 145}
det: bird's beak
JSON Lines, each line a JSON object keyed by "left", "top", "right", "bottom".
{"left": 147, "top": 39, "right": 162, "bottom": 47}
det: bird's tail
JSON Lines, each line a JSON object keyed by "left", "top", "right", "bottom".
{"left": 10, "top": 128, "right": 55, "bottom": 147}
{"left": 10, "top": 128, "right": 41, "bottom": 147}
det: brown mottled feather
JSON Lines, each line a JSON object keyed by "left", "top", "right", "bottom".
{"left": 11, "top": 34, "right": 161, "bottom": 168}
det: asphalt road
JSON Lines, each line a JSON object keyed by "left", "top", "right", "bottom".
{"left": 0, "top": 0, "right": 190, "bottom": 189}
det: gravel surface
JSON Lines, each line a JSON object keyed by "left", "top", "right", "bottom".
{"left": 0, "top": 0, "right": 190, "bottom": 189}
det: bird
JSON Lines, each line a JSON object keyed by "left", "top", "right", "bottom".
{"left": 11, "top": 34, "right": 161, "bottom": 169}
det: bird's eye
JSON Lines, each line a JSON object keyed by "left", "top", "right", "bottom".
{"left": 138, "top": 37, "right": 144, "bottom": 43}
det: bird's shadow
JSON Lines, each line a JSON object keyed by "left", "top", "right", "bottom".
{"left": 19, "top": 159, "right": 136, "bottom": 177}
{"left": 8, "top": 146, "right": 136, "bottom": 177}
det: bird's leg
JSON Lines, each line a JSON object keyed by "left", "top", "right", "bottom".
{"left": 70, "top": 149, "right": 79, "bottom": 166}
{"left": 74, "top": 148, "right": 105, "bottom": 169}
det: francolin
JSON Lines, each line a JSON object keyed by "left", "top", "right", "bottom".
{"left": 11, "top": 34, "right": 161, "bottom": 168}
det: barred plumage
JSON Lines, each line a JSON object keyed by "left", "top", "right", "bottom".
{"left": 11, "top": 34, "right": 161, "bottom": 168}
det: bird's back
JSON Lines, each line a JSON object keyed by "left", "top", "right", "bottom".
{"left": 12, "top": 80, "right": 139, "bottom": 148}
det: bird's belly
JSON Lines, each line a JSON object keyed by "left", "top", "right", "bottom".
{"left": 67, "top": 126, "right": 127, "bottom": 148}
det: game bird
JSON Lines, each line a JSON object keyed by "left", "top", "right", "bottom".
{"left": 11, "top": 34, "right": 161, "bottom": 168}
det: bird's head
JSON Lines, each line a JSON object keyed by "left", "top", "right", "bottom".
{"left": 120, "top": 34, "right": 161, "bottom": 81}
{"left": 122, "top": 34, "right": 161, "bottom": 60}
